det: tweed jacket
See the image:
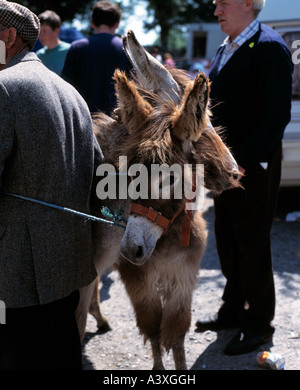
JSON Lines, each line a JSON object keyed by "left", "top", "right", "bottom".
{"left": 0, "top": 52, "right": 103, "bottom": 308}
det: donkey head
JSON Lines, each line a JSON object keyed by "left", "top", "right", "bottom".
{"left": 114, "top": 31, "right": 239, "bottom": 265}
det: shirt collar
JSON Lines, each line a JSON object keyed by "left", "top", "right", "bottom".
{"left": 222, "top": 19, "right": 260, "bottom": 51}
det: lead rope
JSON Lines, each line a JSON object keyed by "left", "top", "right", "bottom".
{"left": 4, "top": 192, "right": 127, "bottom": 230}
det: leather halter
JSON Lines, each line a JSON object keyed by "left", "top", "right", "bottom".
{"left": 130, "top": 174, "right": 196, "bottom": 247}
{"left": 130, "top": 202, "right": 193, "bottom": 247}
{"left": 130, "top": 203, "right": 172, "bottom": 230}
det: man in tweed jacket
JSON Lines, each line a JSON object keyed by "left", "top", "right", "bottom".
{"left": 0, "top": 2, "right": 103, "bottom": 369}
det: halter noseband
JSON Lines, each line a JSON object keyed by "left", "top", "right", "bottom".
{"left": 130, "top": 175, "right": 196, "bottom": 247}
{"left": 130, "top": 202, "right": 193, "bottom": 247}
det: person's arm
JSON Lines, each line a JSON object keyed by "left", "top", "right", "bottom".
{"left": 0, "top": 82, "right": 14, "bottom": 188}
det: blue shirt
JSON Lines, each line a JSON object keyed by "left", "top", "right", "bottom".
{"left": 36, "top": 41, "right": 70, "bottom": 75}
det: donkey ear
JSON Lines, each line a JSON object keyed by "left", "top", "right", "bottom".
{"left": 114, "top": 69, "right": 153, "bottom": 133}
{"left": 123, "top": 30, "right": 181, "bottom": 104}
{"left": 172, "top": 73, "right": 210, "bottom": 141}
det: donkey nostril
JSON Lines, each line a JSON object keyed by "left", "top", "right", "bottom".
{"left": 136, "top": 246, "right": 144, "bottom": 259}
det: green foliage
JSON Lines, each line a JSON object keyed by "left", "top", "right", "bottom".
{"left": 14, "top": 0, "right": 216, "bottom": 51}
{"left": 184, "top": 0, "right": 216, "bottom": 23}
{"left": 144, "top": 0, "right": 216, "bottom": 51}
{"left": 13, "top": 0, "right": 95, "bottom": 22}
{"left": 145, "top": 0, "right": 215, "bottom": 29}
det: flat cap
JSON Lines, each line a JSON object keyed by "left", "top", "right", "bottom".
{"left": 0, "top": 1, "right": 40, "bottom": 50}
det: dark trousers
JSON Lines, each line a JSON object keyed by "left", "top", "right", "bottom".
{"left": 0, "top": 291, "right": 82, "bottom": 370}
{"left": 214, "top": 144, "right": 282, "bottom": 331}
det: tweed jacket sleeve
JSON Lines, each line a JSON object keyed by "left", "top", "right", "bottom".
{"left": 0, "top": 82, "right": 14, "bottom": 188}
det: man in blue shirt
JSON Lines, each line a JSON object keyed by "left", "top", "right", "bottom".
{"left": 195, "top": 0, "right": 293, "bottom": 355}
{"left": 61, "top": 1, "right": 132, "bottom": 115}
{"left": 36, "top": 10, "right": 70, "bottom": 75}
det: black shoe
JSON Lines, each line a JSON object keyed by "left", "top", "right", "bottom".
{"left": 195, "top": 314, "right": 240, "bottom": 332}
{"left": 224, "top": 328, "right": 274, "bottom": 356}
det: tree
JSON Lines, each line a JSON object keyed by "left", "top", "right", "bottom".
{"left": 143, "top": 0, "right": 216, "bottom": 52}
{"left": 143, "top": 0, "right": 179, "bottom": 53}
{"left": 14, "top": 0, "right": 95, "bottom": 22}
{"left": 15, "top": 0, "right": 216, "bottom": 51}
{"left": 187, "top": 0, "right": 216, "bottom": 22}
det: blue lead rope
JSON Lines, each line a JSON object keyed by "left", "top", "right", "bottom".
{"left": 4, "top": 192, "right": 127, "bottom": 230}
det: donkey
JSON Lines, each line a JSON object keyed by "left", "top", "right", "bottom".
{"left": 77, "top": 31, "right": 239, "bottom": 370}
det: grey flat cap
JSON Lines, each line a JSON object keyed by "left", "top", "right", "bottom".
{"left": 0, "top": 1, "right": 40, "bottom": 50}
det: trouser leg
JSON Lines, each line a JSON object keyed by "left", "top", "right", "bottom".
{"left": 214, "top": 144, "right": 282, "bottom": 330}
{"left": 0, "top": 290, "right": 82, "bottom": 370}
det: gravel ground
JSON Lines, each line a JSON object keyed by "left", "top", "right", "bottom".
{"left": 82, "top": 187, "right": 300, "bottom": 371}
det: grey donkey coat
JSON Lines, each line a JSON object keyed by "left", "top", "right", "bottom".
{"left": 0, "top": 52, "right": 103, "bottom": 308}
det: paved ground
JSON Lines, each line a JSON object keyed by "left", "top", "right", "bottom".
{"left": 82, "top": 187, "right": 300, "bottom": 371}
